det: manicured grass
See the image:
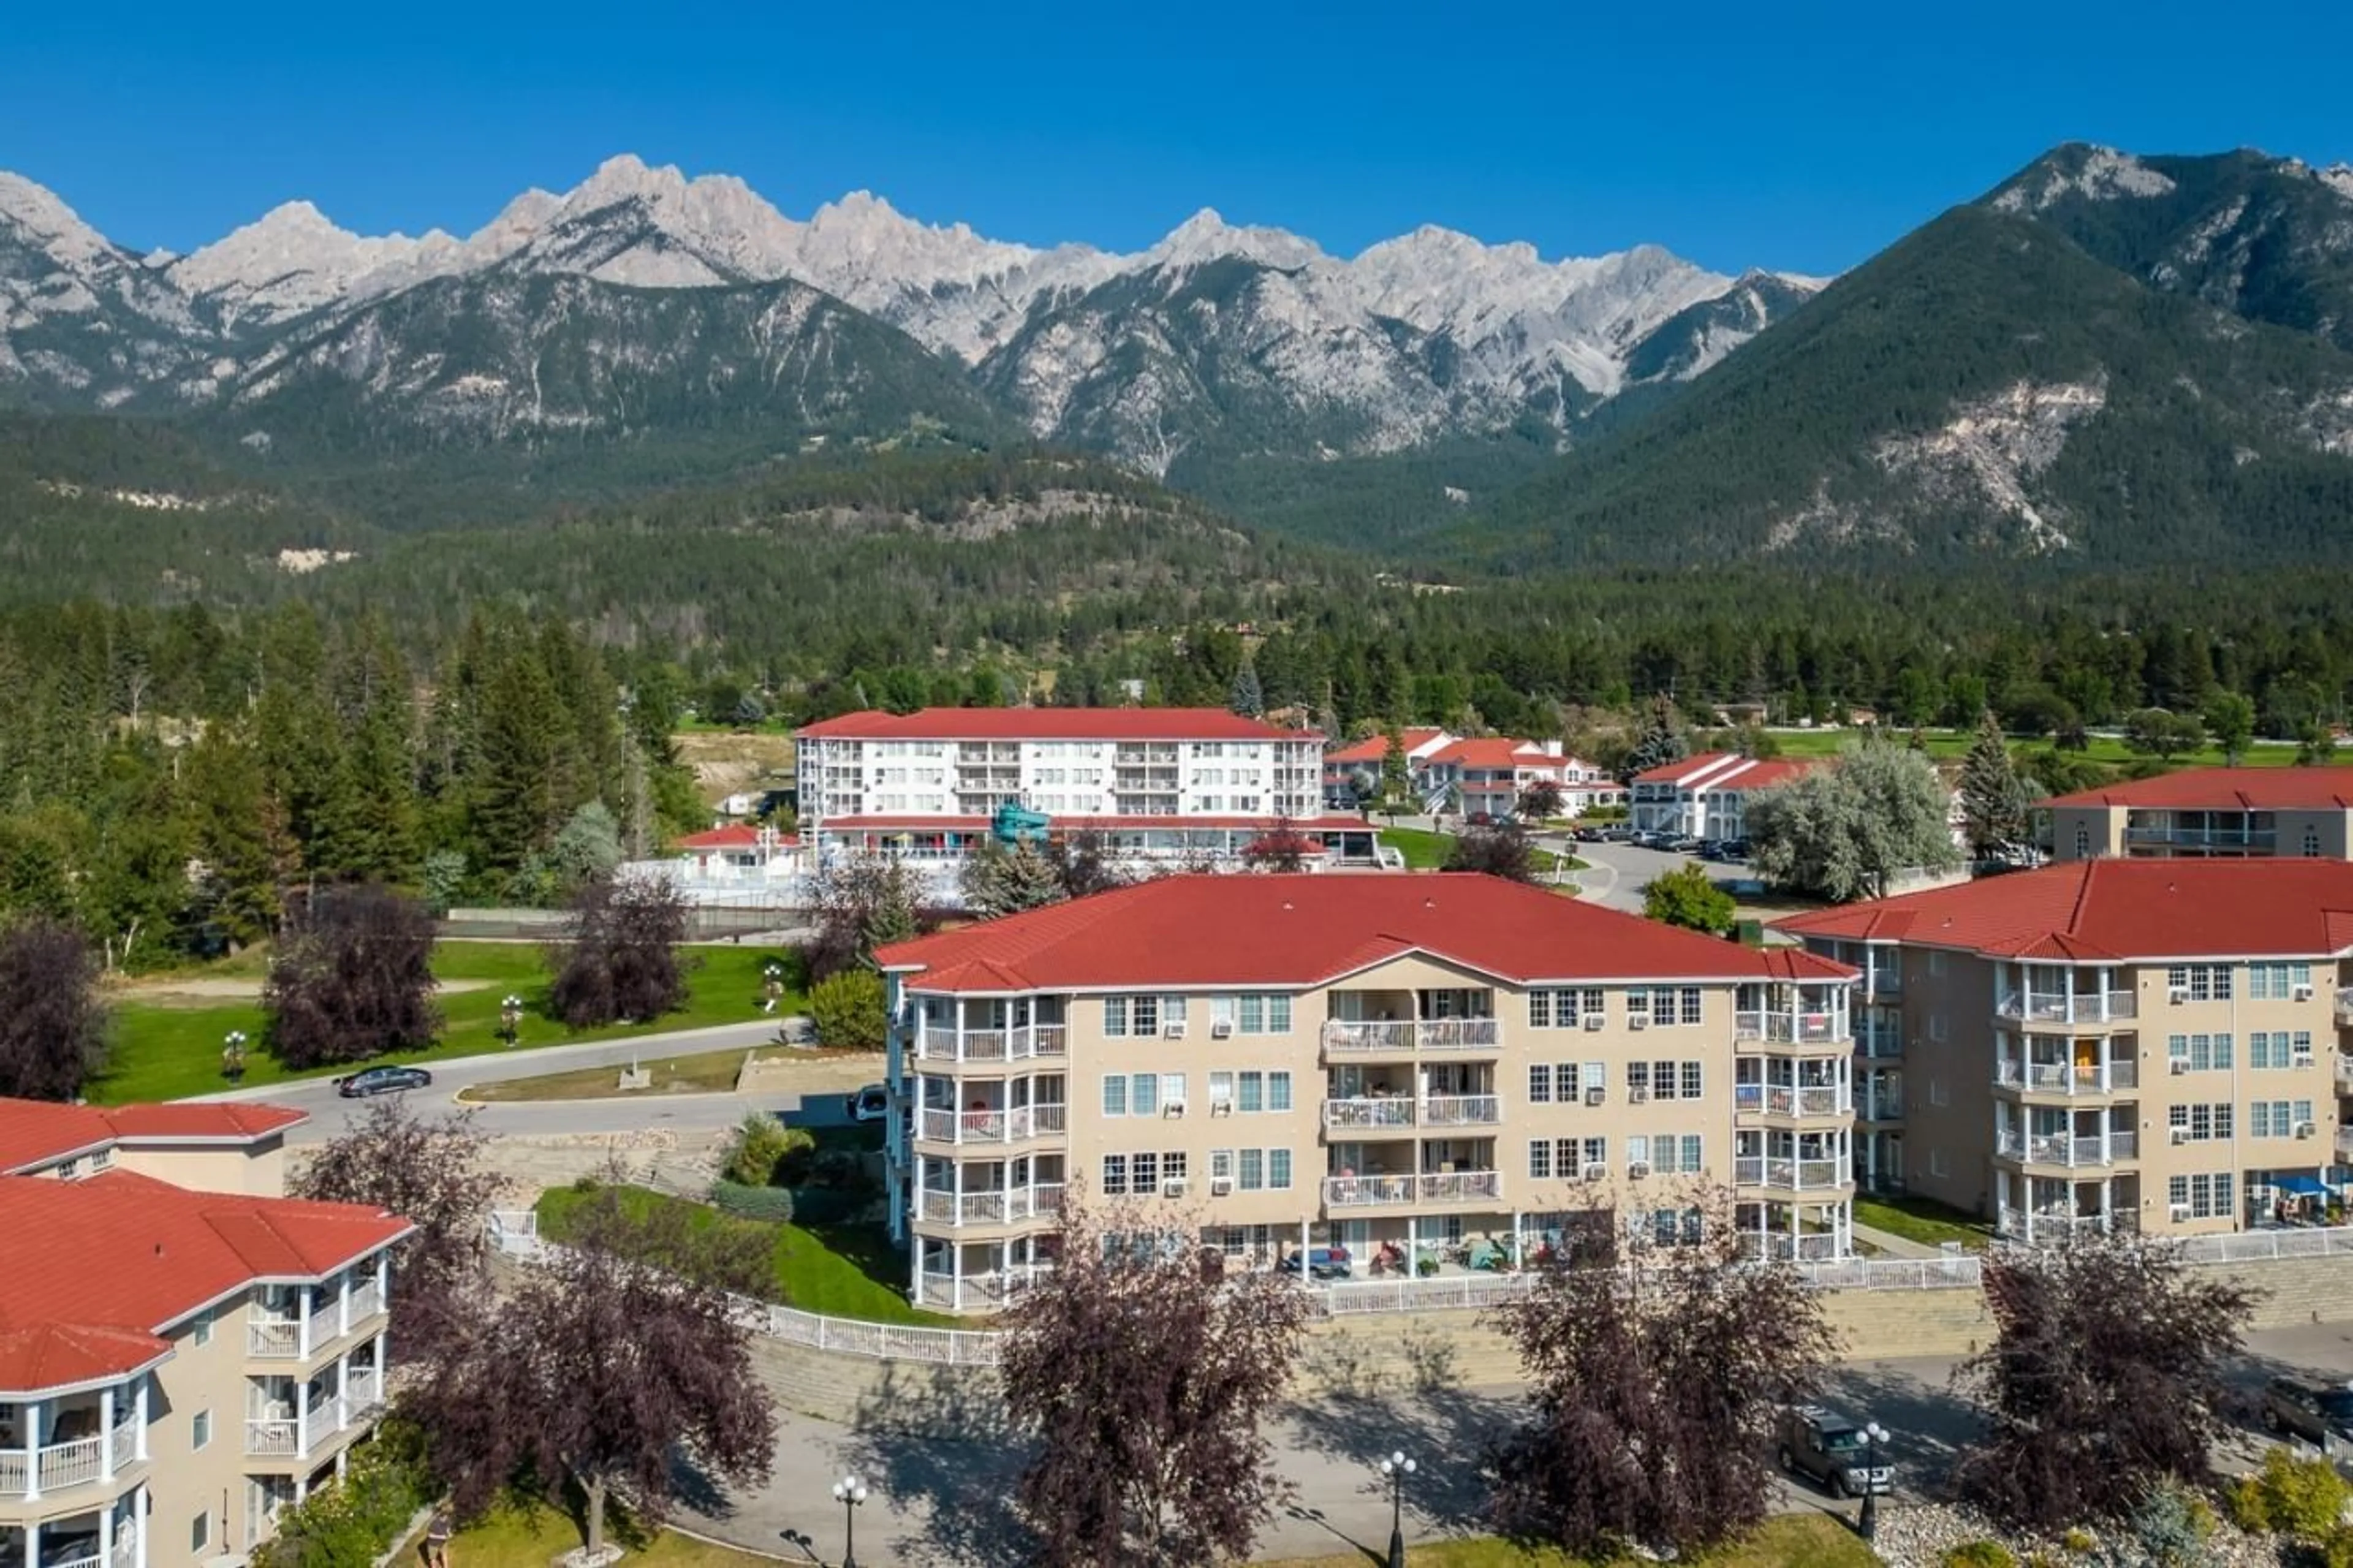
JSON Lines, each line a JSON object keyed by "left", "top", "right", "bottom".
{"left": 1768, "top": 727, "right": 2302, "bottom": 769}
{"left": 93, "top": 943, "right": 803, "bottom": 1104}
{"left": 1263, "top": 1516, "right": 1879, "bottom": 1568}
{"left": 439, "top": 1499, "right": 770, "bottom": 1568}
{"left": 535, "top": 1183, "right": 954, "bottom": 1327}
{"left": 1854, "top": 1192, "right": 1995, "bottom": 1251}
{"left": 1381, "top": 825, "right": 1458, "bottom": 868}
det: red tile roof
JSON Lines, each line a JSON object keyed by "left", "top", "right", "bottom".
{"left": 1325, "top": 728, "right": 1448, "bottom": 765}
{"left": 797, "top": 707, "right": 1317, "bottom": 743}
{"left": 1426, "top": 738, "right": 1559, "bottom": 769}
{"left": 0, "top": 1322, "right": 172, "bottom": 1395}
{"left": 0, "top": 1099, "right": 308, "bottom": 1173}
{"left": 824, "top": 813, "right": 1374, "bottom": 835}
{"left": 1775, "top": 858, "right": 2353, "bottom": 961}
{"left": 0, "top": 1170, "right": 410, "bottom": 1393}
{"left": 879, "top": 872, "right": 1853, "bottom": 991}
{"left": 2040, "top": 766, "right": 2353, "bottom": 811}
{"left": 678, "top": 824, "right": 797, "bottom": 850}
{"left": 1634, "top": 752, "right": 1815, "bottom": 790}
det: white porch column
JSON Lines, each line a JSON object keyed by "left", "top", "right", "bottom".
{"left": 2101, "top": 1176, "right": 2115, "bottom": 1231}
{"left": 99, "top": 1383, "right": 116, "bottom": 1482}
{"left": 374, "top": 1330, "right": 388, "bottom": 1385}
{"left": 951, "top": 1157, "right": 964, "bottom": 1226}
{"left": 950, "top": 1241, "right": 964, "bottom": 1314}
{"left": 294, "top": 1475, "right": 308, "bottom": 1505}
{"left": 26, "top": 1517, "right": 39, "bottom": 1567}
{"left": 339, "top": 1270, "right": 353, "bottom": 1337}
{"left": 100, "top": 1487, "right": 115, "bottom": 1562}
{"left": 23, "top": 1396, "right": 41, "bottom": 1502}
{"left": 134, "top": 1377, "right": 148, "bottom": 1461}
{"left": 335, "top": 1447, "right": 349, "bottom": 1479}
{"left": 376, "top": 1251, "right": 390, "bottom": 1309}
{"left": 295, "top": 1380, "right": 309, "bottom": 1458}
{"left": 335, "top": 1353, "right": 349, "bottom": 1431}
{"left": 135, "top": 1483, "right": 149, "bottom": 1568}
{"left": 295, "top": 1290, "right": 311, "bottom": 1360}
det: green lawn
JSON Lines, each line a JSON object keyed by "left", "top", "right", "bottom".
{"left": 1769, "top": 727, "right": 2302, "bottom": 770}
{"left": 534, "top": 1183, "right": 953, "bottom": 1326}
{"left": 437, "top": 1499, "right": 770, "bottom": 1568}
{"left": 1381, "top": 825, "right": 1458, "bottom": 868}
{"left": 1854, "top": 1193, "right": 1994, "bottom": 1251}
{"left": 93, "top": 943, "right": 803, "bottom": 1104}
{"left": 1265, "top": 1516, "right": 1879, "bottom": 1568}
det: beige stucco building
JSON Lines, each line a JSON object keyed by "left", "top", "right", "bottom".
{"left": 0, "top": 1100, "right": 409, "bottom": 1567}
{"left": 1778, "top": 859, "right": 2353, "bottom": 1241}
{"left": 875, "top": 872, "right": 1859, "bottom": 1312}
{"left": 2044, "top": 766, "right": 2353, "bottom": 863}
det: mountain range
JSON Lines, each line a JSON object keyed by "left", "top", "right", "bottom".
{"left": 0, "top": 155, "right": 1813, "bottom": 498}
{"left": 6, "top": 143, "right": 2353, "bottom": 572}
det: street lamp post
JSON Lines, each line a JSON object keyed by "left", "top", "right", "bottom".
{"left": 499, "top": 994, "right": 524, "bottom": 1048}
{"left": 221, "top": 1030, "right": 248, "bottom": 1085}
{"left": 1379, "top": 1449, "right": 1417, "bottom": 1568}
{"left": 763, "top": 961, "right": 784, "bottom": 1015}
{"left": 831, "top": 1474, "right": 868, "bottom": 1568}
{"left": 1858, "top": 1421, "right": 1890, "bottom": 1542}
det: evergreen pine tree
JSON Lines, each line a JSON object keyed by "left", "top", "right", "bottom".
{"left": 1228, "top": 659, "right": 1265, "bottom": 719}
{"left": 1379, "top": 724, "right": 1412, "bottom": 812}
{"left": 1623, "top": 695, "right": 1688, "bottom": 781}
{"left": 1959, "top": 710, "right": 2030, "bottom": 857}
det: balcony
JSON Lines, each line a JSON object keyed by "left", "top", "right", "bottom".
{"left": 1993, "top": 1058, "right": 2139, "bottom": 1097}
{"left": 1855, "top": 1018, "right": 1903, "bottom": 1058}
{"left": 2123, "top": 826, "right": 2275, "bottom": 852}
{"left": 248, "top": 1313, "right": 301, "bottom": 1358}
{"left": 1320, "top": 1019, "right": 1499, "bottom": 1054}
{"left": 1420, "top": 1094, "right": 1502, "bottom": 1127}
{"left": 1733, "top": 1011, "right": 1849, "bottom": 1047}
{"left": 1994, "top": 991, "right": 2138, "bottom": 1027}
{"left": 1855, "top": 1091, "right": 1904, "bottom": 1123}
{"left": 2338, "top": 1126, "right": 2353, "bottom": 1160}
{"left": 0, "top": 1418, "right": 140, "bottom": 1498}
{"left": 1996, "top": 1129, "right": 2137, "bottom": 1167}
{"left": 1323, "top": 1098, "right": 1415, "bottom": 1131}
{"left": 911, "top": 1024, "right": 1068, "bottom": 1064}
{"left": 1735, "top": 1084, "right": 1852, "bottom": 1119}
{"left": 918, "top": 1264, "right": 1051, "bottom": 1310}
{"left": 1322, "top": 1171, "right": 1503, "bottom": 1208}
{"left": 2000, "top": 1207, "right": 2135, "bottom": 1243}
{"left": 915, "top": 1183, "right": 1065, "bottom": 1229}
{"left": 1733, "top": 1157, "right": 1849, "bottom": 1192}
{"left": 915, "top": 1104, "right": 1068, "bottom": 1146}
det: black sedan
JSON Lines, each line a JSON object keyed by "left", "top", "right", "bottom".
{"left": 335, "top": 1065, "right": 434, "bottom": 1099}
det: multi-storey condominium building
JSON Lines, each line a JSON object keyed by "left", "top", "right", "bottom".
{"left": 1777, "top": 859, "right": 2353, "bottom": 1243}
{"left": 794, "top": 708, "right": 1372, "bottom": 869}
{"left": 2044, "top": 767, "right": 2353, "bottom": 862}
{"left": 873, "top": 873, "right": 1860, "bottom": 1312}
{"left": 1629, "top": 753, "right": 1813, "bottom": 839}
{"left": 0, "top": 1099, "right": 410, "bottom": 1563}
{"left": 1317, "top": 730, "right": 1620, "bottom": 817}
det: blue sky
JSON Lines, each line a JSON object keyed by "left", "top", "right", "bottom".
{"left": 7, "top": 0, "right": 2351, "bottom": 276}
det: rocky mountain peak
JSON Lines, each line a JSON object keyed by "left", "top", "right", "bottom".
{"left": 1145, "top": 208, "right": 1324, "bottom": 271}
{"left": 0, "top": 172, "right": 120, "bottom": 267}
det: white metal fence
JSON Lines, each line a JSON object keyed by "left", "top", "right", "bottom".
{"left": 485, "top": 1211, "right": 2353, "bottom": 1366}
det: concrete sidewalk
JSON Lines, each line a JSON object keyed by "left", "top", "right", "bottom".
{"left": 1851, "top": 1221, "right": 1944, "bottom": 1259}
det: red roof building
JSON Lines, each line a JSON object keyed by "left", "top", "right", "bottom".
{"left": 1629, "top": 752, "right": 1814, "bottom": 839}
{"left": 795, "top": 706, "right": 1314, "bottom": 743}
{"left": 2041, "top": 765, "right": 2353, "bottom": 863}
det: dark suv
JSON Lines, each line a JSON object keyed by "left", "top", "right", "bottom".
{"left": 2264, "top": 1376, "right": 2353, "bottom": 1449}
{"left": 1776, "top": 1406, "right": 1892, "bottom": 1498}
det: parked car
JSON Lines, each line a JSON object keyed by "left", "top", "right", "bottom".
{"left": 1776, "top": 1406, "right": 1893, "bottom": 1498}
{"left": 334, "top": 1065, "right": 433, "bottom": 1099}
{"left": 1601, "top": 825, "right": 1637, "bottom": 843}
{"left": 1665, "top": 835, "right": 1704, "bottom": 854}
{"left": 1722, "top": 838, "right": 1751, "bottom": 860}
{"left": 1465, "top": 811, "right": 1496, "bottom": 827}
{"left": 1572, "top": 825, "right": 1607, "bottom": 843}
{"left": 2263, "top": 1376, "right": 2353, "bottom": 1448}
{"left": 1277, "top": 1244, "right": 1353, "bottom": 1281}
{"left": 846, "top": 1083, "right": 890, "bottom": 1123}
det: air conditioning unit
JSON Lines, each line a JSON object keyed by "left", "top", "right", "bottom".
{"left": 2295, "top": 983, "right": 2317, "bottom": 1002}
{"left": 2169, "top": 1059, "right": 2189, "bottom": 1075}
{"left": 1629, "top": 1015, "right": 1650, "bottom": 1031}
{"left": 2168, "top": 986, "right": 2191, "bottom": 1004}
{"left": 1585, "top": 1086, "right": 1605, "bottom": 1107}
{"left": 1581, "top": 1013, "right": 1607, "bottom": 1032}
{"left": 1628, "top": 1086, "right": 1650, "bottom": 1104}
{"left": 1210, "top": 1020, "right": 1234, "bottom": 1039}
{"left": 1210, "top": 1176, "right": 1233, "bottom": 1196}
{"left": 1580, "top": 1162, "right": 1608, "bottom": 1181}
{"left": 2297, "top": 1122, "right": 2318, "bottom": 1138}
{"left": 2170, "top": 1126, "right": 2190, "bottom": 1145}
{"left": 1210, "top": 1099, "right": 1233, "bottom": 1116}
{"left": 2169, "top": 1202, "right": 2192, "bottom": 1222}
{"left": 1162, "top": 1022, "right": 1188, "bottom": 1040}
{"left": 1627, "top": 1162, "right": 1652, "bottom": 1179}
{"left": 1162, "top": 1178, "right": 1188, "bottom": 1197}
{"left": 1163, "top": 1099, "right": 1188, "bottom": 1117}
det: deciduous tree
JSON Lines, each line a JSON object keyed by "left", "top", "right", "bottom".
{"left": 804, "top": 852, "right": 921, "bottom": 982}
{"left": 1487, "top": 1199, "right": 1835, "bottom": 1558}
{"left": 292, "top": 1100, "right": 501, "bottom": 1361}
{"left": 1952, "top": 1231, "right": 2255, "bottom": 1532}
{"left": 1445, "top": 823, "right": 1538, "bottom": 883}
{"left": 1050, "top": 831, "right": 1129, "bottom": 901}
{"left": 1748, "top": 738, "right": 1958, "bottom": 902}
{"left": 2124, "top": 706, "right": 2207, "bottom": 760}
{"left": 1642, "top": 863, "right": 1735, "bottom": 934}
{"left": 1239, "top": 816, "right": 1317, "bottom": 873}
{"left": 1001, "top": 1195, "right": 1312, "bottom": 1566}
{"left": 2202, "top": 691, "right": 2257, "bottom": 767}
{"left": 550, "top": 874, "right": 691, "bottom": 1027}
{"left": 1515, "top": 778, "right": 1564, "bottom": 820}
{"left": 0, "top": 920, "right": 108, "bottom": 1099}
{"left": 407, "top": 1187, "right": 776, "bottom": 1556}
{"left": 263, "top": 884, "right": 439, "bottom": 1069}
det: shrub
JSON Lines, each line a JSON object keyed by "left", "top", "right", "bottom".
{"left": 2060, "top": 1526, "right": 2097, "bottom": 1554}
{"left": 1942, "top": 1542, "right": 2018, "bottom": 1568}
{"left": 2228, "top": 1445, "right": 2350, "bottom": 1539}
{"left": 708, "top": 1181, "right": 797, "bottom": 1223}
{"left": 254, "top": 1420, "right": 431, "bottom": 1568}
{"left": 2323, "top": 1523, "right": 2353, "bottom": 1568}
{"left": 809, "top": 968, "right": 887, "bottom": 1050}
{"left": 721, "top": 1113, "right": 812, "bottom": 1187}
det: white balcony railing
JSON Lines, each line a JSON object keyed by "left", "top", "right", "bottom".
{"left": 1417, "top": 1170, "right": 1502, "bottom": 1202}
{"left": 1323, "top": 1173, "right": 1418, "bottom": 1207}
{"left": 1320, "top": 1019, "right": 1500, "bottom": 1053}
{"left": 1995, "top": 1059, "right": 2140, "bottom": 1095}
{"left": 1418, "top": 1018, "right": 1501, "bottom": 1051}
{"left": 1735, "top": 1157, "right": 1848, "bottom": 1191}
{"left": 1420, "top": 1094, "right": 1502, "bottom": 1127}
{"left": 1995, "top": 990, "right": 2138, "bottom": 1025}
{"left": 916, "top": 1105, "right": 1070, "bottom": 1145}
{"left": 347, "top": 1280, "right": 384, "bottom": 1324}
{"left": 1732, "top": 1012, "right": 1849, "bottom": 1046}
{"left": 1998, "top": 1129, "right": 2137, "bottom": 1167}
{"left": 1324, "top": 1097, "right": 1416, "bottom": 1129}
{"left": 344, "top": 1366, "right": 383, "bottom": 1414}
{"left": 915, "top": 1184, "right": 1064, "bottom": 1227}
{"left": 1322, "top": 1020, "right": 1415, "bottom": 1053}
{"left": 1325, "top": 1170, "right": 1504, "bottom": 1206}
{"left": 245, "top": 1417, "right": 300, "bottom": 1457}
{"left": 912, "top": 1023, "right": 1069, "bottom": 1064}
{"left": 248, "top": 1315, "right": 301, "bottom": 1358}
{"left": 305, "top": 1298, "right": 340, "bottom": 1347}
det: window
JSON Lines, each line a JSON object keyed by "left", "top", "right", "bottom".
{"left": 1210, "top": 1149, "right": 1234, "bottom": 1181}
{"left": 1102, "top": 1154, "right": 1128, "bottom": 1195}
{"left": 192, "top": 1309, "right": 212, "bottom": 1347}
{"left": 1132, "top": 1074, "right": 1159, "bottom": 1116}
{"left": 1679, "top": 1061, "right": 1704, "bottom": 1100}
{"left": 1528, "top": 1064, "right": 1553, "bottom": 1104}
{"left": 2169, "top": 1172, "right": 2235, "bottom": 1219}
{"left": 1626, "top": 1135, "right": 1648, "bottom": 1167}
{"left": 1133, "top": 996, "right": 1162, "bottom": 1034}
{"left": 1582, "top": 1135, "right": 1608, "bottom": 1169}
{"left": 1208, "top": 1072, "right": 1233, "bottom": 1109}
{"left": 2166, "top": 1033, "right": 2235, "bottom": 1071}
{"left": 192, "top": 1514, "right": 210, "bottom": 1555}
{"left": 2305, "top": 827, "right": 2323, "bottom": 857}
{"left": 192, "top": 1408, "right": 211, "bottom": 1450}
{"left": 1268, "top": 1072, "right": 1293, "bottom": 1112}
{"left": 1239, "top": 1149, "right": 1265, "bottom": 1191}
{"left": 2166, "top": 964, "right": 2234, "bottom": 1001}
{"left": 1627, "top": 987, "right": 1702, "bottom": 1026}
{"left": 1928, "top": 1077, "right": 1948, "bottom": 1107}
{"left": 1161, "top": 1073, "right": 1188, "bottom": 1108}
{"left": 1268, "top": 1149, "right": 1292, "bottom": 1190}
{"left": 1102, "top": 1076, "right": 1128, "bottom": 1116}
{"left": 2253, "top": 1100, "right": 2317, "bottom": 1137}
{"left": 1626, "top": 1061, "right": 1649, "bottom": 1097}
{"left": 2250, "top": 963, "right": 2314, "bottom": 1000}
{"left": 1528, "top": 1140, "right": 1554, "bottom": 1180}
{"left": 2248, "top": 1031, "right": 2314, "bottom": 1069}
{"left": 1653, "top": 1134, "right": 1704, "bottom": 1175}
{"left": 1104, "top": 997, "right": 1129, "bottom": 1037}
{"left": 2073, "top": 825, "right": 2091, "bottom": 858}
{"left": 1132, "top": 1153, "right": 1159, "bottom": 1191}
{"left": 1228, "top": 994, "right": 1294, "bottom": 1034}
{"left": 2167, "top": 1103, "right": 2235, "bottom": 1141}
{"left": 1238, "top": 1072, "right": 1264, "bottom": 1113}
{"left": 1928, "top": 1149, "right": 1949, "bottom": 1178}
{"left": 1529, "top": 988, "right": 1606, "bottom": 1028}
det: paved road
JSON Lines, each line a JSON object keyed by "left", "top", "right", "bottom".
{"left": 192, "top": 1020, "right": 817, "bottom": 1143}
{"left": 1548, "top": 838, "right": 1745, "bottom": 914}
{"left": 692, "top": 1325, "right": 2353, "bottom": 1567}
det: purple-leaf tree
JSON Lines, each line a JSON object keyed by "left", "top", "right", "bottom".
{"left": 999, "top": 1192, "right": 1312, "bottom": 1566}
{"left": 549, "top": 873, "right": 692, "bottom": 1027}
{"left": 263, "top": 882, "right": 439, "bottom": 1068}
{"left": 0, "top": 920, "right": 108, "bottom": 1099}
